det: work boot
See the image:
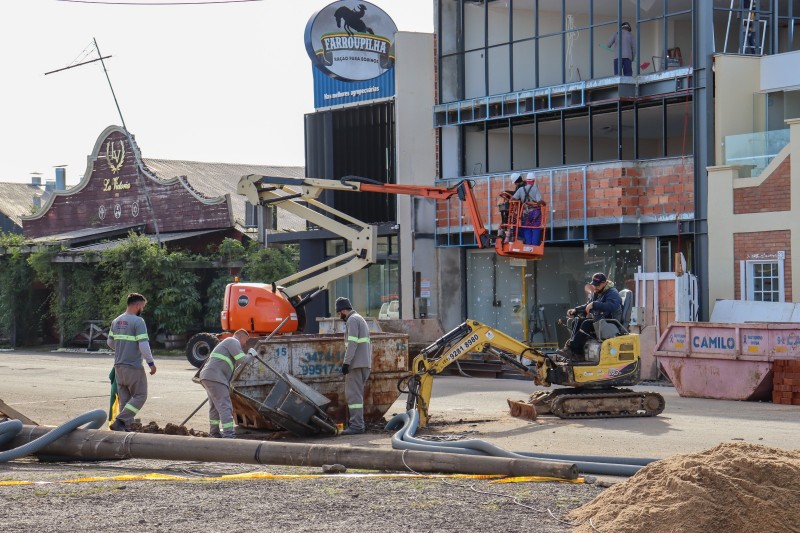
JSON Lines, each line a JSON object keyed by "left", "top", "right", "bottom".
{"left": 340, "top": 427, "right": 364, "bottom": 436}
{"left": 209, "top": 428, "right": 222, "bottom": 438}
{"left": 552, "top": 346, "right": 573, "bottom": 364}
{"left": 222, "top": 430, "right": 236, "bottom": 439}
{"left": 109, "top": 418, "right": 127, "bottom": 432}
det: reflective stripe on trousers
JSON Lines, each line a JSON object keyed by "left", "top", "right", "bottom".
{"left": 113, "top": 365, "right": 148, "bottom": 424}
{"left": 344, "top": 367, "right": 370, "bottom": 432}
{"left": 202, "top": 379, "right": 234, "bottom": 433}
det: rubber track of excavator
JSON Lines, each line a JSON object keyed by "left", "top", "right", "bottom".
{"left": 548, "top": 390, "right": 666, "bottom": 419}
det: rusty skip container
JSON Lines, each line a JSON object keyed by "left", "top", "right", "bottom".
{"left": 231, "top": 333, "right": 409, "bottom": 430}
{"left": 654, "top": 321, "right": 800, "bottom": 401}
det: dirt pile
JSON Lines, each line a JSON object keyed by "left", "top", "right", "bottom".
{"left": 129, "top": 421, "right": 209, "bottom": 437}
{"left": 568, "top": 442, "right": 800, "bottom": 533}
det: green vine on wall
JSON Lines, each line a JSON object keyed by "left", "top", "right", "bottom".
{"left": 0, "top": 234, "right": 45, "bottom": 346}
{"left": 1, "top": 232, "right": 299, "bottom": 346}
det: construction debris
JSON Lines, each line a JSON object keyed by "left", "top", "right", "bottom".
{"left": 0, "top": 399, "right": 37, "bottom": 425}
{"left": 568, "top": 442, "right": 800, "bottom": 533}
{"left": 129, "top": 421, "right": 209, "bottom": 437}
{"left": 321, "top": 464, "right": 347, "bottom": 474}
{"left": 773, "top": 358, "right": 800, "bottom": 405}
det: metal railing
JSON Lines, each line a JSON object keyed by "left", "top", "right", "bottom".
{"left": 433, "top": 82, "right": 587, "bottom": 127}
{"left": 434, "top": 166, "right": 588, "bottom": 248}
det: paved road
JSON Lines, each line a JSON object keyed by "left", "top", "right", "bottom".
{"left": 1, "top": 349, "right": 797, "bottom": 459}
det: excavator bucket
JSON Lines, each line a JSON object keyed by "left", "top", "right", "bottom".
{"left": 507, "top": 399, "right": 538, "bottom": 421}
{"left": 508, "top": 390, "right": 557, "bottom": 420}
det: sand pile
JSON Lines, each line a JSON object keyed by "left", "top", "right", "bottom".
{"left": 568, "top": 442, "right": 800, "bottom": 533}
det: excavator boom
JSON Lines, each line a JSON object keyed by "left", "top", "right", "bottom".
{"left": 404, "top": 319, "right": 664, "bottom": 426}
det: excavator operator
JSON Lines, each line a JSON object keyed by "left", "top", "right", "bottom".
{"left": 557, "top": 272, "right": 622, "bottom": 362}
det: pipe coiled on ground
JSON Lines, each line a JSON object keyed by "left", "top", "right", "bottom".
{"left": 0, "top": 409, "right": 107, "bottom": 462}
{"left": 386, "top": 409, "right": 655, "bottom": 477}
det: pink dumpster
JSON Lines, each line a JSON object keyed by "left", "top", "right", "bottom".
{"left": 654, "top": 322, "right": 800, "bottom": 400}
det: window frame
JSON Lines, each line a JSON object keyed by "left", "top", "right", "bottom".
{"left": 740, "top": 256, "right": 785, "bottom": 303}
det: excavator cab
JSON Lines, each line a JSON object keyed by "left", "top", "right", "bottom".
{"left": 496, "top": 192, "right": 546, "bottom": 260}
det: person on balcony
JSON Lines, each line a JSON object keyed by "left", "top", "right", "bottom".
{"left": 607, "top": 22, "right": 636, "bottom": 76}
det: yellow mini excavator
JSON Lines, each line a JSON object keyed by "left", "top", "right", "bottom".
{"left": 403, "top": 318, "right": 665, "bottom": 426}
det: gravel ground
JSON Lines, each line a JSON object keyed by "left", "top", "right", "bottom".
{"left": 0, "top": 457, "right": 605, "bottom": 532}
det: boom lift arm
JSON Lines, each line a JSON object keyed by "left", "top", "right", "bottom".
{"left": 239, "top": 173, "right": 492, "bottom": 252}
{"left": 238, "top": 174, "right": 378, "bottom": 300}
{"left": 216, "top": 173, "right": 543, "bottom": 343}
{"left": 235, "top": 172, "right": 543, "bottom": 329}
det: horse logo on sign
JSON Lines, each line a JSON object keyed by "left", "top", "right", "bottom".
{"left": 334, "top": 4, "right": 373, "bottom": 36}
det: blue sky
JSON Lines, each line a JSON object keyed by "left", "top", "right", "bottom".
{"left": 0, "top": 0, "right": 433, "bottom": 183}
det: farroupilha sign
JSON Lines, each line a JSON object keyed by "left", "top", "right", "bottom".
{"left": 305, "top": 1, "right": 397, "bottom": 108}
{"left": 305, "top": 1, "right": 396, "bottom": 81}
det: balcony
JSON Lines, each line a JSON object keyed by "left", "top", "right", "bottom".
{"left": 433, "top": 68, "right": 692, "bottom": 128}
{"left": 724, "top": 129, "right": 790, "bottom": 178}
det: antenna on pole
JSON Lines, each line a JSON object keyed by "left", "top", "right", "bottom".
{"left": 93, "top": 38, "right": 128, "bottom": 132}
{"left": 45, "top": 39, "right": 162, "bottom": 246}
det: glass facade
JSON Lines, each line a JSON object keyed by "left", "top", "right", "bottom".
{"left": 330, "top": 235, "right": 399, "bottom": 318}
{"left": 467, "top": 242, "right": 642, "bottom": 344}
{"left": 713, "top": 0, "right": 800, "bottom": 55}
{"left": 440, "top": 0, "right": 694, "bottom": 101}
{"left": 437, "top": 0, "right": 697, "bottom": 178}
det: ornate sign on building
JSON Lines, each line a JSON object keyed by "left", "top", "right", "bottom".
{"left": 22, "top": 125, "right": 232, "bottom": 239}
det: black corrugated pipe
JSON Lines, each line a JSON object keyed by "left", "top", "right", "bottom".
{"left": 386, "top": 410, "right": 656, "bottom": 477}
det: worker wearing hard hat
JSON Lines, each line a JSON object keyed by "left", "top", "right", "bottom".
{"left": 512, "top": 172, "right": 543, "bottom": 203}
{"left": 498, "top": 173, "right": 526, "bottom": 239}
{"left": 336, "top": 297, "right": 372, "bottom": 435}
{"left": 511, "top": 172, "right": 546, "bottom": 245}
{"left": 198, "top": 329, "right": 254, "bottom": 438}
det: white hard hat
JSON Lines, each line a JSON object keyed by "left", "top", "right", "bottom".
{"left": 525, "top": 172, "right": 535, "bottom": 182}
{"left": 510, "top": 172, "right": 521, "bottom": 181}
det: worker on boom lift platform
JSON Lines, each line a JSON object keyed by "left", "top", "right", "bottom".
{"left": 557, "top": 273, "right": 622, "bottom": 362}
{"left": 510, "top": 172, "right": 546, "bottom": 245}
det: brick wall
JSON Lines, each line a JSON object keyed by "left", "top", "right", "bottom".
{"left": 24, "top": 130, "right": 232, "bottom": 239}
{"left": 435, "top": 157, "right": 694, "bottom": 232}
{"left": 733, "top": 156, "right": 791, "bottom": 214}
{"left": 733, "top": 230, "right": 792, "bottom": 301}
